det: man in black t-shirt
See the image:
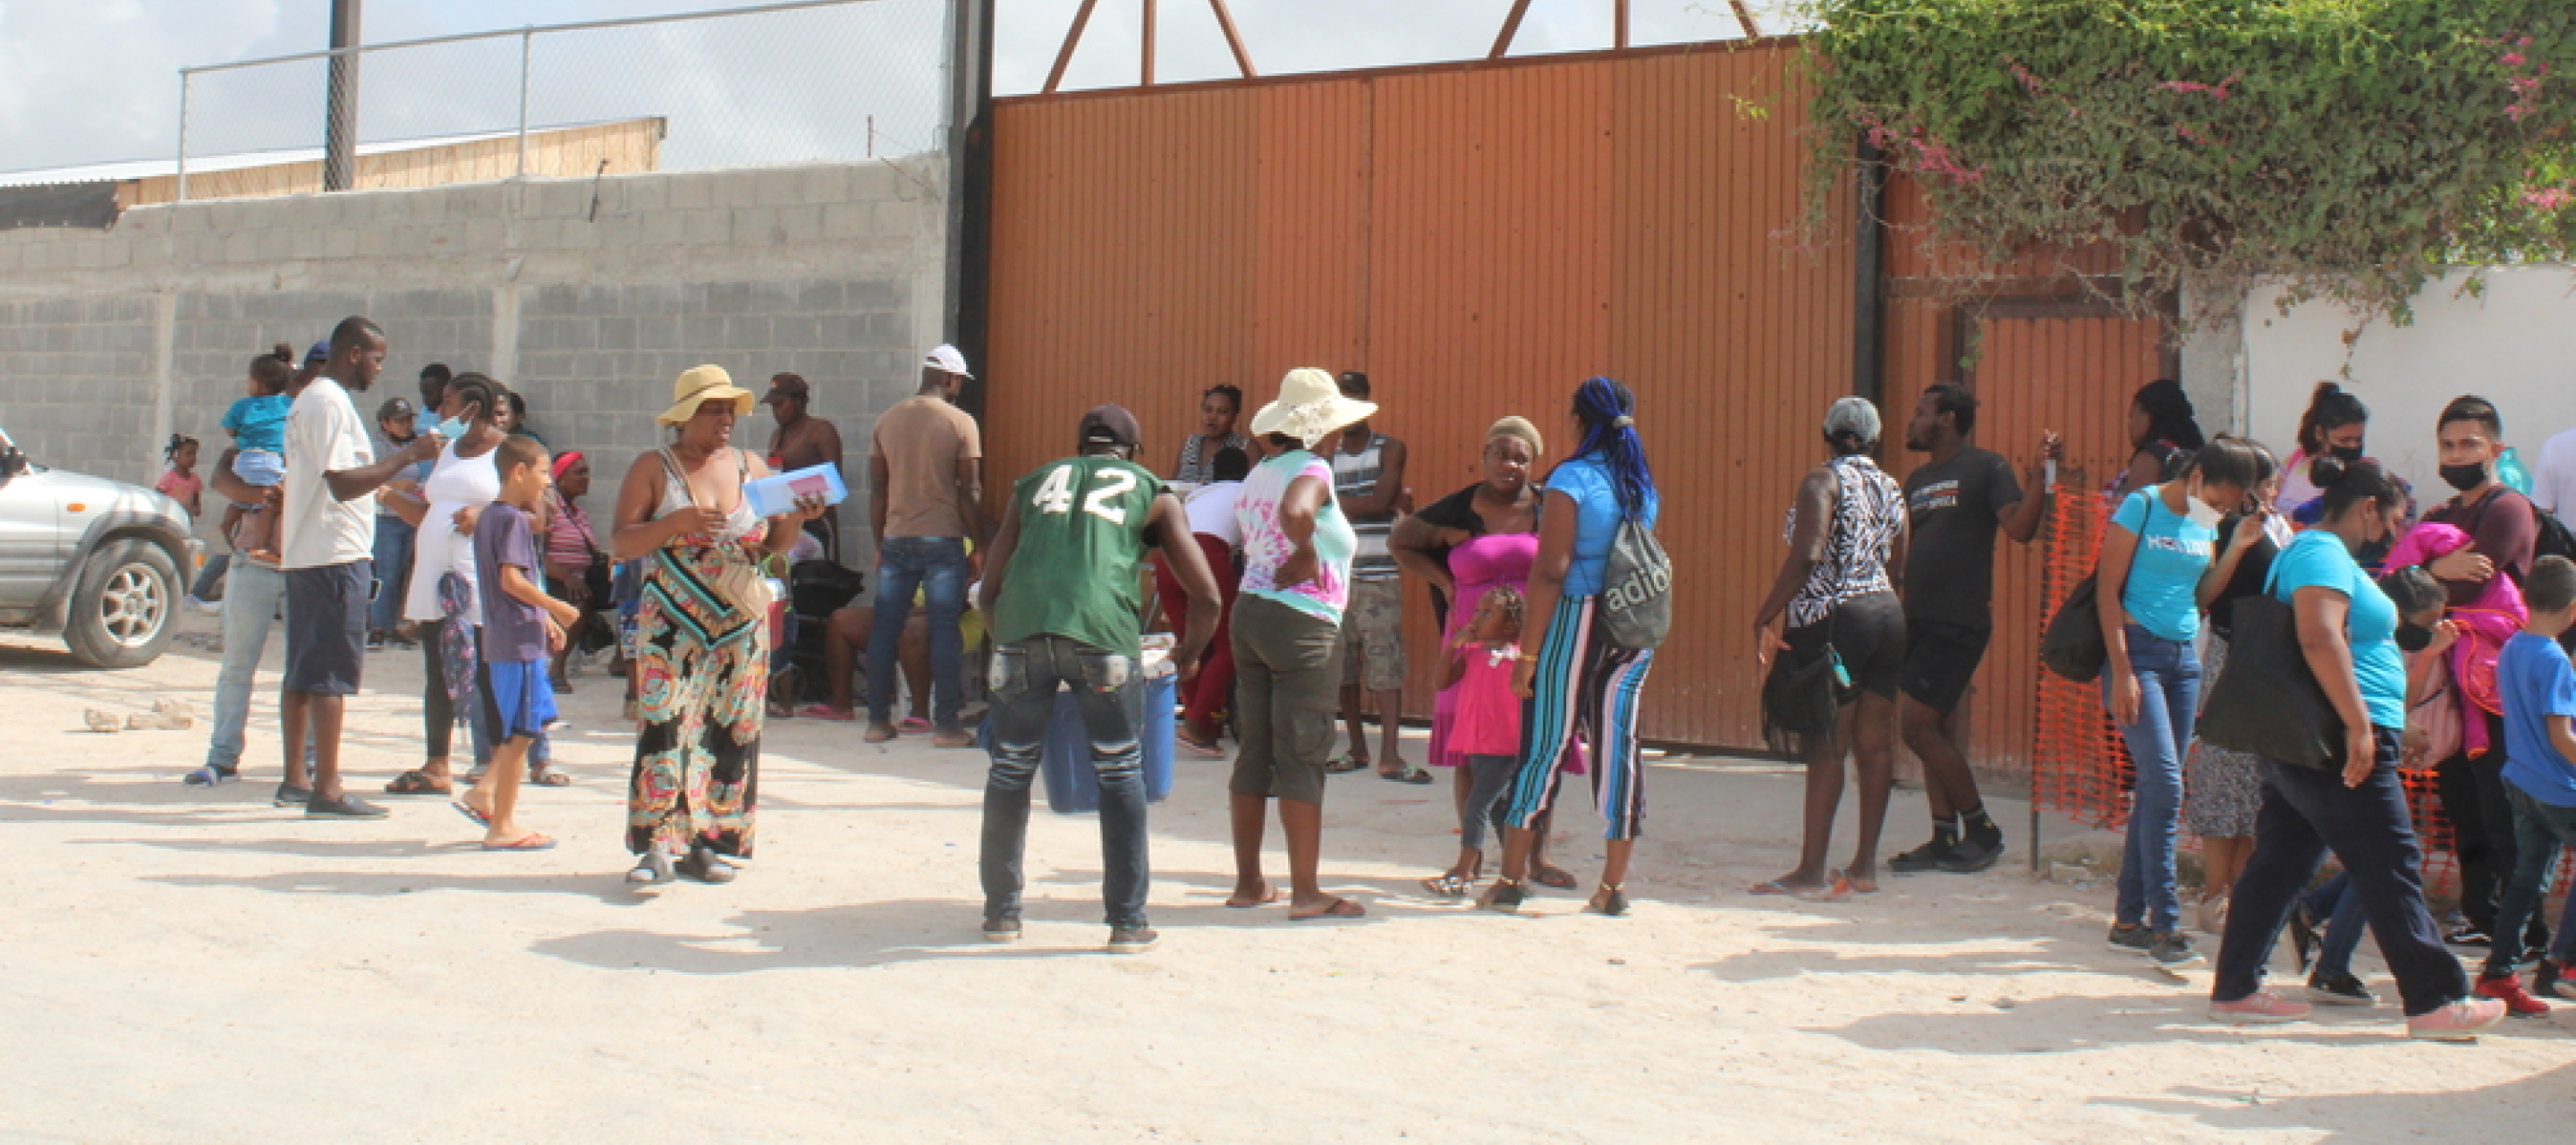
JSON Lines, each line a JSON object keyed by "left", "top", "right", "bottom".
{"left": 1891, "top": 384, "right": 2062, "bottom": 874}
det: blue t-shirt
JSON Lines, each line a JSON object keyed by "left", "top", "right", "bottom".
{"left": 2499, "top": 632, "right": 2576, "bottom": 807}
{"left": 2268, "top": 530, "right": 2405, "bottom": 729}
{"left": 2110, "top": 486, "right": 2216, "bottom": 643}
{"left": 222, "top": 394, "right": 292, "bottom": 454}
{"left": 1548, "top": 455, "right": 1660, "bottom": 598}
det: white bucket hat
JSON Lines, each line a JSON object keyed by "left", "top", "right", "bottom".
{"left": 1250, "top": 367, "right": 1376, "bottom": 448}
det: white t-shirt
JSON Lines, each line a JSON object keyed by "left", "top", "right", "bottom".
{"left": 1184, "top": 480, "right": 1245, "bottom": 547}
{"left": 403, "top": 441, "right": 503, "bottom": 623}
{"left": 280, "top": 377, "right": 375, "bottom": 570}
{"left": 2533, "top": 424, "right": 2576, "bottom": 517}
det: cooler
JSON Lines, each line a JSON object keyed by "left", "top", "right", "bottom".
{"left": 978, "top": 672, "right": 1177, "bottom": 814}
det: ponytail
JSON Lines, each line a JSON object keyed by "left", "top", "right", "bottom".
{"left": 1570, "top": 376, "right": 1656, "bottom": 520}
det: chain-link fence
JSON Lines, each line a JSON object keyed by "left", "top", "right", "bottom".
{"left": 175, "top": 0, "right": 952, "bottom": 202}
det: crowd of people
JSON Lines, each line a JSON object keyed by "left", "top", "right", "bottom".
{"left": 155, "top": 315, "right": 2576, "bottom": 1041}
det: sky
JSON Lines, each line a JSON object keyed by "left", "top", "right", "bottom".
{"left": 0, "top": 0, "right": 1774, "bottom": 174}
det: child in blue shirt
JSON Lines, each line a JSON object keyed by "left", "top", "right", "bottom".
{"left": 218, "top": 352, "right": 295, "bottom": 563}
{"left": 2477, "top": 555, "right": 2576, "bottom": 1013}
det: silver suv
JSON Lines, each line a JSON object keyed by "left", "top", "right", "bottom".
{"left": 0, "top": 427, "right": 198, "bottom": 668}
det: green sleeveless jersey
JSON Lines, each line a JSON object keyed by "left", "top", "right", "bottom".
{"left": 990, "top": 455, "right": 1165, "bottom": 657}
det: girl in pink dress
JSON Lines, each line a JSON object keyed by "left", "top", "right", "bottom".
{"left": 1421, "top": 585, "right": 1527, "bottom": 896}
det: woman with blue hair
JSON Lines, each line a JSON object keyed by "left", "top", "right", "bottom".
{"left": 1479, "top": 377, "right": 1661, "bottom": 917}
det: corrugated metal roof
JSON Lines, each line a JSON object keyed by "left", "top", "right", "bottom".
{"left": 0, "top": 120, "right": 660, "bottom": 189}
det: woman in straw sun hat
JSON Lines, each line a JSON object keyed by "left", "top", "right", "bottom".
{"left": 607, "top": 365, "right": 828, "bottom": 888}
{"left": 1225, "top": 367, "right": 1376, "bottom": 920}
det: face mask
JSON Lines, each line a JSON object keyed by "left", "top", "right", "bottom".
{"left": 2185, "top": 494, "right": 2225, "bottom": 531}
{"left": 2394, "top": 622, "right": 2435, "bottom": 654}
{"left": 2438, "top": 462, "right": 2488, "bottom": 493}
{"left": 434, "top": 416, "right": 469, "bottom": 440}
{"left": 2328, "top": 445, "right": 2363, "bottom": 463}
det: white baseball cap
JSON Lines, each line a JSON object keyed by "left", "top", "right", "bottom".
{"left": 924, "top": 344, "right": 973, "bottom": 379}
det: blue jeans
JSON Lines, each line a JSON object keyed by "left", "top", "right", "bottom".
{"left": 2486, "top": 785, "right": 2576, "bottom": 975}
{"left": 369, "top": 515, "right": 414, "bottom": 634}
{"left": 2216, "top": 735, "right": 2469, "bottom": 1017}
{"left": 2302, "top": 872, "right": 2370, "bottom": 980}
{"left": 979, "top": 636, "right": 1149, "bottom": 928}
{"left": 207, "top": 561, "right": 288, "bottom": 770}
{"left": 2103, "top": 626, "right": 2199, "bottom": 933}
{"left": 868, "top": 536, "right": 970, "bottom": 728}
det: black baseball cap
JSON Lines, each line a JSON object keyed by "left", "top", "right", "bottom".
{"left": 1078, "top": 403, "right": 1141, "bottom": 449}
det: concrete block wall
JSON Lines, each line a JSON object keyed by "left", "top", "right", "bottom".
{"left": 0, "top": 158, "right": 951, "bottom": 564}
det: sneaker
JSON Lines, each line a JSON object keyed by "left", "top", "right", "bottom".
{"left": 304, "top": 793, "right": 388, "bottom": 818}
{"left": 2106, "top": 922, "right": 2155, "bottom": 954}
{"left": 2407, "top": 998, "right": 2507, "bottom": 1041}
{"left": 2195, "top": 894, "right": 2230, "bottom": 937}
{"left": 2210, "top": 989, "right": 2312, "bottom": 1024}
{"left": 271, "top": 781, "right": 313, "bottom": 808}
{"left": 2286, "top": 902, "right": 2321, "bottom": 974}
{"left": 981, "top": 914, "right": 1022, "bottom": 944}
{"left": 1106, "top": 925, "right": 1159, "bottom": 954}
{"left": 2305, "top": 972, "right": 2379, "bottom": 1006}
{"left": 1887, "top": 836, "right": 1955, "bottom": 874}
{"left": 2475, "top": 972, "right": 2552, "bottom": 1018}
{"left": 1937, "top": 832, "right": 2005, "bottom": 873}
{"left": 2146, "top": 930, "right": 2204, "bottom": 970}
{"left": 2445, "top": 924, "right": 2493, "bottom": 948}
{"left": 184, "top": 765, "right": 238, "bottom": 786}
{"left": 2534, "top": 960, "right": 2575, "bottom": 1000}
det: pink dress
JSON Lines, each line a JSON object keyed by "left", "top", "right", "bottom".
{"left": 1451, "top": 641, "right": 1524, "bottom": 757}
{"left": 1428, "top": 532, "right": 1547, "bottom": 769}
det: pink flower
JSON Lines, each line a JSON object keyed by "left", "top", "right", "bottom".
{"left": 2504, "top": 52, "right": 2527, "bottom": 67}
{"left": 2528, "top": 188, "right": 2575, "bottom": 211}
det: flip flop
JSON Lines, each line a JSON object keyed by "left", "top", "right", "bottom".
{"left": 1224, "top": 885, "right": 1282, "bottom": 908}
{"left": 1421, "top": 874, "right": 1476, "bottom": 898}
{"left": 1290, "top": 896, "right": 1366, "bottom": 920}
{"left": 480, "top": 832, "right": 557, "bottom": 852}
{"left": 450, "top": 801, "right": 492, "bottom": 828}
{"left": 1750, "top": 878, "right": 1828, "bottom": 896}
{"left": 798, "top": 704, "right": 858, "bottom": 722}
{"left": 1383, "top": 767, "right": 1434, "bottom": 785}
{"left": 1324, "top": 755, "right": 1368, "bottom": 774}
{"left": 384, "top": 769, "right": 451, "bottom": 796}
{"left": 528, "top": 766, "right": 572, "bottom": 788}
{"left": 1532, "top": 866, "right": 1579, "bottom": 890}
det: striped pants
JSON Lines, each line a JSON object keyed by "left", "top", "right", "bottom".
{"left": 1502, "top": 595, "right": 1655, "bottom": 841}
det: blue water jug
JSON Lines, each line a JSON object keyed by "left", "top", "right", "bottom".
{"left": 976, "top": 672, "right": 1177, "bottom": 814}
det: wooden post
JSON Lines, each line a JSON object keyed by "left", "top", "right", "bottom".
{"left": 1207, "top": 0, "right": 1256, "bottom": 78}
{"left": 1042, "top": 0, "right": 1102, "bottom": 95}
{"left": 1489, "top": 0, "right": 1533, "bottom": 59}
{"left": 1614, "top": 0, "right": 1629, "bottom": 50}
{"left": 1141, "top": 0, "right": 1157, "bottom": 87}
{"left": 1728, "top": 0, "right": 1761, "bottom": 38}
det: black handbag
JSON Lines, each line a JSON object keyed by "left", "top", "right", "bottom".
{"left": 1763, "top": 641, "right": 1848, "bottom": 736}
{"left": 2196, "top": 567, "right": 2343, "bottom": 770}
{"left": 2039, "top": 574, "right": 2106, "bottom": 683}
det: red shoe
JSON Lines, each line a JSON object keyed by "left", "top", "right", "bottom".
{"left": 797, "top": 703, "right": 857, "bottom": 722}
{"left": 2475, "top": 972, "right": 2552, "bottom": 1018}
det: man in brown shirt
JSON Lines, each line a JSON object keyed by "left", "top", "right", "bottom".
{"left": 764, "top": 372, "right": 845, "bottom": 561}
{"left": 863, "top": 344, "right": 986, "bottom": 746}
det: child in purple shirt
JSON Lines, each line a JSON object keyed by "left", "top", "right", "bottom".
{"left": 459, "top": 436, "right": 580, "bottom": 851}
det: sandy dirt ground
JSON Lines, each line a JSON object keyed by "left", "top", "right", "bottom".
{"left": 4, "top": 613, "right": 2572, "bottom": 1144}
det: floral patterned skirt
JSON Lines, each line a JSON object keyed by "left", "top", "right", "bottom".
{"left": 626, "top": 540, "right": 767, "bottom": 858}
{"left": 2183, "top": 633, "right": 2263, "bottom": 840}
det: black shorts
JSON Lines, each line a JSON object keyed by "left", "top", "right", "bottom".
{"left": 1899, "top": 619, "right": 1992, "bottom": 714}
{"left": 284, "top": 559, "right": 370, "bottom": 696}
{"left": 1786, "top": 590, "right": 1905, "bottom": 701}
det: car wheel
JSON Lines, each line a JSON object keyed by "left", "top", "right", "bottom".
{"left": 64, "top": 539, "right": 181, "bottom": 669}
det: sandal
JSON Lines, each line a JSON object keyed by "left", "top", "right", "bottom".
{"left": 528, "top": 766, "right": 572, "bottom": 788}
{"left": 1479, "top": 878, "right": 1527, "bottom": 913}
{"left": 383, "top": 769, "right": 452, "bottom": 796}
{"left": 1324, "top": 755, "right": 1369, "bottom": 774}
{"left": 1589, "top": 883, "right": 1631, "bottom": 917}
{"left": 1383, "top": 767, "right": 1434, "bottom": 785}
{"left": 1532, "top": 865, "right": 1579, "bottom": 890}
{"left": 1421, "top": 874, "right": 1477, "bottom": 898}
{"left": 1290, "top": 895, "right": 1365, "bottom": 920}
{"left": 627, "top": 851, "right": 675, "bottom": 886}
{"left": 480, "top": 832, "right": 557, "bottom": 852}
{"left": 676, "top": 845, "right": 737, "bottom": 885}
{"left": 450, "top": 800, "right": 492, "bottom": 828}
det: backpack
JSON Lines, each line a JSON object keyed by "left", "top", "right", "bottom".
{"left": 2531, "top": 502, "right": 2576, "bottom": 565}
{"left": 1599, "top": 516, "right": 1672, "bottom": 649}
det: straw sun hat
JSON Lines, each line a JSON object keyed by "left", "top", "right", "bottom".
{"left": 1250, "top": 367, "right": 1377, "bottom": 448}
{"left": 656, "top": 364, "right": 756, "bottom": 426}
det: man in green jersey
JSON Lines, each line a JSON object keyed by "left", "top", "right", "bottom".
{"left": 977, "top": 404, "right": 1223, "bottom": 954}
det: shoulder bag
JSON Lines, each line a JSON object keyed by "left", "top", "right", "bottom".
{"left": 2196, "top": 561, "right": 2344, "bottom": 770}
{"left": 2040, "top": 489, "right": 2165, "bottom": 683}
{"left": 1600, "top": 514, "right": 1673, "bottom": 649}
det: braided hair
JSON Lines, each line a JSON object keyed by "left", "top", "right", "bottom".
{"left": 1570, "top": 376, "right": 1656, "bottom": 521}
{"left": 164, "top": 433, "right": 197, "bottom": 462}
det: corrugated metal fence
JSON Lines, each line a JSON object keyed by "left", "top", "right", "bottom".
{"left": 983, "top": 38, "right": 2167, "bottom": 763}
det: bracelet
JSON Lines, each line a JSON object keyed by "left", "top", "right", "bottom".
{"left": 1516, "top": 652, "right": 1540, "bottom": 663}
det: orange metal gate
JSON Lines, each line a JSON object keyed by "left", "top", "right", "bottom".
{"left": 982, "top": 38, "right": 2170, "bottom": 766}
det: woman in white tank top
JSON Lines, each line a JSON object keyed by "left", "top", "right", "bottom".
{"left": 380, "top": 377, "right": 508, "bottom": 796}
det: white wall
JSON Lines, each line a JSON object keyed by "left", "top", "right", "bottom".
{"left": 2239, "top": 267, "right": 2576, "bottom": 502}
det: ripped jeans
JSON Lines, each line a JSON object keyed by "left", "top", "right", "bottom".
{"left": 979, "top": 636, "right": 1149, "bottom": 928}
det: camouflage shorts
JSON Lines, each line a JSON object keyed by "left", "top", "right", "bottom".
{"left": 1337, "top": 577, "right": 1408, "bottom": 691}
